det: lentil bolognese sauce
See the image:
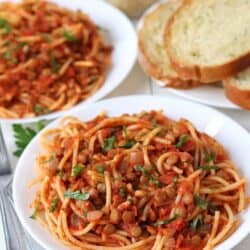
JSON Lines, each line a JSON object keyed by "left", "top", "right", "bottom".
{"left": 0, "top": 0, "right": 112, "bottom": 118}
{"left": 30, "top": 111, "right": 248, "bottom": 250}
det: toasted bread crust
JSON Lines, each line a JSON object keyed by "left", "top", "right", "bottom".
{"left": 224, "top": 78, "right": 250, "bottom": 110}
{"left": 138, "top": 1, "right": 201, "bottom": 89}
{"left": 165, "top": 0, "right": 250, "bottom": 83}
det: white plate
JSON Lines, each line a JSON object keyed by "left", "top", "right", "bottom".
{"left": 13, "top": 95, "right": 250, "bottom": 250}
{"left": 166, "top": 84, "right": 240, "bottom": 110}
{"left": 137, "top": 0, "right": 239, "bottom": 110}
{"left": 1, "top": 0, "right": 137, "bottom": 124}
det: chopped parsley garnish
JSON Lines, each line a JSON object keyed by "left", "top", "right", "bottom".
{"left": 63, "top": 30, "right": 79, "bottom": 42}
{"left": 119, "top": 187, "right": 126, "bottom": 197}
{"left": 194, "top": 194, "right": 208, "bottom": 209}
{"left": 204, "top": 152, "right": 216, "bottom": 163}
{"left": 135, "top": 165, "right": 162, "bottom": 188}
{"left": 49, "top": 197, "right": 59, "bottom": 212}
{"left": 0, "top": 18, "right": 12, "bottom": 34}
{"left": 30, "top": 201, "right": 40, "bottom": 220}
{"left": 190, "top": 215, "right": 203, "bottom": 230}
{"left": 103, "top": 136, "right": 115, "bottom": 152}
{"left": 199, "top": 165, "right": 219, "bottom": 171}
{"left": 3, "top": 49, "right": 17, "bottom": 63}
{"left": 34, "top": 105, "right": 49, "bottom": 115}
{"left": 64, "top": 190, "right": 90, "bottom": 201}
{"left": 88, "top": 76, "right": 99, "bottom": 85}
{"left": 153, "top": 214, "right": 179, "bottom": 226}
{"left": 73, "top": 165, "right": 85, "bottom": 177}
{"left": 119, "top": 140, "right": 136, "bottom": 149}
{"left": 175, "top": 135, "right": 189, "bottom": 148}
{"left": 173, "top": 176, "right": 179, "bottom": 184}
{"left": 13, "top": 121, "right": 45, "bottom": 157}
{"left": 96, "top": 165, "right": 105, "bottom": 174}
{"left": 57, "top": 169, "right": 64, "bottom": 178}
{"left": 43, "top": 155, "right": 54, "bottom": 164}
{"left": 50, "top": 53, "right": 59, "bottom": 73}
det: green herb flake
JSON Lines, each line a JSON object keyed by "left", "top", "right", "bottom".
{"left": 13, "top": 122, "right": 45, "bottom": 157}
{"left": 50, "top": 53, "right": 59, "bottom": 73}
{"left": 64, "top": 190, "right": 90, "bottom": 201}
{"left": 34, "top": 105, "right": 49, "bottom": 115}
{"left": 194, "top": 194, "right": 208, "bottom": 209}
{"left": 204, "top": 152, "right": 216, "bottom": 163}
{"left": 122, "top": 126, "right": 128, "bottom": 138}
{"left": 73, "top": 165, "right": 85, "bottom": 177}
{"left": 49, "top": 197, "right": 59, "bottom": 212}
{"left": 88, "top": 76, "right": 99, "bottom": 85}
{"left": 175, "top": 135, "right": 189, "bottom": 148}
{"left": 199, "top": 165, "right": 219, "bottom": 171}
{"left": 173, "top": 176, "right": 178, "bottom": 184}
{"left": 63, "top": 30, "right": 78, "bottom": 42}
{"left": 43, "top": 155, "right": 54, "bottom": 164}
{"left": 30, "top": 201, "right": 40, "bottom": 220}
{"left": 57, "top": 170, "right": 64, "bottom": 178}
{"left": 0, "top": 18, "right": 12, "bottom": 34}
{"left": 153, "top": 214, "right": 179, "bottom": 226}
{"left": 190, "top": 215, "right": 203, "bottom": 230}
{"left": 119, "top": 187, "right": 126, "bottom": 197}
{"left": 103, "top": 136, "right": 115, "bottom": 152}
{"left": 3, "top": 50, "right": 17, "bottom": 63}
{"left": 135, "top": 165, "right": 162, "bottom": 188}
{"left": 118, "top": 140, "right": 136, "bottom": 149}
{"left": 96, "top": 165, "right": 105, "bottom": 174}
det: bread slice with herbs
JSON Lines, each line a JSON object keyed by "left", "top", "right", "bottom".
{"left": 138, "top": 0, "right": 200, "bottom": 88}
{"left": 224, "top": 68, "right": 250, "bottom": 110}
{"left": 165, "top": 0, "right": 250, "bottom": 83}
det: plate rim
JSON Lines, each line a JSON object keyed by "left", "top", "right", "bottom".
{"left": 13, "top": 94, "right": 250, "bottom": 250}
{"left": 0, "top": 0, "right": 137, "bottom": 124}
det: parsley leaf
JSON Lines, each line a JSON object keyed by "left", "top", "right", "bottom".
{"left": 13, "top": 121, "right": 45, "bottom": 157}
{"left": 199, "top": 165, "right": 219, "bottom": 171}
{"left": 119, "top": 187, "right": 126, "bottom": 197}
{"left": 64, "top": 190, "right": 90, "bottom": 200}
{"left": 194, "top": 194, "right": 208, "bottom": 209}
{"left": 0, "top": 18, "right": 12, "bottom": 34}
{"left": 49, "top": 197, "right": 59, "bottom": 212}
{"left": 135, "top": 165, "right": 162, "bottom": 188}
{"left": 43, "top": 155, "right": 54, "bottom": 164}
{"left": 30, "top": 201, "right": 40, "bottom": 220}
{"left": 50, "top": 53, "right": 59, "bottom": 73}
{"left": 3, "top": 49, "right": 17, "bottom": 63}
{"left": 190, "top": 215, "right": 203, "bottom": 230}
{"left": 204, "top": 152, "right": 216, "bottom": 163}
{"left": 63, "top": 30, "right": 79, "bottom": 42}
{"left": 103, "top": 136, "right": 115, "bottom": 152}
{"left": 96, "top": 165, "right": 105, "bottom": 174}
{"left": 34, "top": 105, "right": 49, "bottom": 115}
{"left": 73, "top": 165, "right": 85, "bottom": 177}
{"left": 153, "top": 214, "right": 179, "bottom": 226}
{"left": 175, "top": 135, "right": 189, "bottom": 148}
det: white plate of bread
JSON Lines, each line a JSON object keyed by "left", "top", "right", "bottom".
{"left": 138, "top": 0, "right": 250, "bottom": 110}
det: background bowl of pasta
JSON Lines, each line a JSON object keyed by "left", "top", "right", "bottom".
{"left": 0, "top": 0, "right": 137, "bottom": 123}
{"left": 13, "top": 95, "right": 250, "bottom": 250}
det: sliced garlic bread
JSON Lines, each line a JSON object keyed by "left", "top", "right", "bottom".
{"left": 224, "top": 68, "right": 250, "bottom": 110}
{"left": 165, "top": 0, "right": 250, "bottom": 83}
{"left": 138, "top": 0, "right": 200, "bottom": 88}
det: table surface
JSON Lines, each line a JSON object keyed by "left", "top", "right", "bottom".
{"left": 1, "top": 62, "right": 250, "bottom": 250}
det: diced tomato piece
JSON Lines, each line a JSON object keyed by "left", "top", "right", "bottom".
{"left": 170, "top": 218, "right": 185, "bottom": 231}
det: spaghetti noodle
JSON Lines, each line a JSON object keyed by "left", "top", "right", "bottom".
{"left": 30, "top": 111, "right": 248, "bottom": 249}
{"left": 0, "top": 0, "right": 112, "bottom": 118}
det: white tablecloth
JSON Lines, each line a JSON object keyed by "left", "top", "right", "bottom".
{"left": 0, "top": 62, "right": 250, "bottom": 250}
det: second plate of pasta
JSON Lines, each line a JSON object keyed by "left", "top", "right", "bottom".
{"left": 0, "top": 0, "right": 137, "bottom": 123}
